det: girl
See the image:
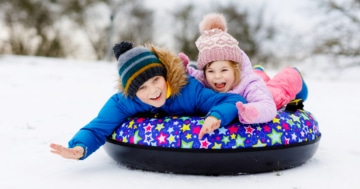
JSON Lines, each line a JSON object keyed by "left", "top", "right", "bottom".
{"left": 182, "top": 13, "right": 308, "bottom": 127}
{"left": 50, "top": 41, "right": 247, "bottom": 160}
{"left": 183, "top": 13, "right": 278, "bottom": 126}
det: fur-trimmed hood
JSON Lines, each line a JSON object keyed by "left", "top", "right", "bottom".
{"left": 117, "top": 43, "right": 188, "bottom": 97}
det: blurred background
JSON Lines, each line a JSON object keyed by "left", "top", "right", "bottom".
{"left": 0, "top": 0, "right": 359, "bottom": 68}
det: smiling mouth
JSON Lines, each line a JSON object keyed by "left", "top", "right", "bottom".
{"left": 150, "top": 92, "right": 161, "bottom": 100}
{"left": 214, "top": 82, "right": 226, "bottom": 89}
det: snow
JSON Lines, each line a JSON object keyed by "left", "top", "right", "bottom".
{"left": 1, "top": 55, "right": 359, "bottom": 189}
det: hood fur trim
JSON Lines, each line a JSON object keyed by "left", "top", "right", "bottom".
{"left": 145, "top": 44, "right": 188, "bottom": 96}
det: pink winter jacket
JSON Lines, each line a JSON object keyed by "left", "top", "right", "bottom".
{"left": 187, "top": 49, "right": 277, "bottom": 124}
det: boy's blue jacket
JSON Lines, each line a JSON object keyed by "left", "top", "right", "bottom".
{"left": 68, "top": 45, "right": 247, "bottom": 159}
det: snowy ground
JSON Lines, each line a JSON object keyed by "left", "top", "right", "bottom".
{"left": 1, "top": 55, "right": 359, "bottom": 189}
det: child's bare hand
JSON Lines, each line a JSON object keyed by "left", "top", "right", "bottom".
{"left": 50, "top": 143, "right": 84, "bottom": 160}
{"left": 199, "top": 116, "right": 221, "bottom": 139}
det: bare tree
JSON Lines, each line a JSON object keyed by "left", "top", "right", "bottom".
{"left": 217, "top": 4, "right": 277, "bottom": 66}
{"left": 60, "top": 0, "right": 154, "bottom": 60}
{"left": 311, "top": 0, "right": 360, "bottom": 67}
{"left": 59, "top": 0, "right": 109, "bottom": 60}
{"left": 172, "top": 4, "right": 199, "bottom": 60}
{"left": 0, "top": 0, "right": 66, "bottom": 57}
{"left": 0, "top": 0, "right": 154, "bottom": 60}
{"left": 106, "top": 0, "right": 153, "bottom": 44}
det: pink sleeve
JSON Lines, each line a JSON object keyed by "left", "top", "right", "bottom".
{"left": 187, "top": 66, "right": 206, "bottom": 85}
{"left": 238, "top": 75, "right": 277, "bottom": 123}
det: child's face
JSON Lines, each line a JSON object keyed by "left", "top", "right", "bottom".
{"left": 136, "top": 76, "right": 168, "bottom": 108}
{"left": 204, "top": 60, "right": 236, "bottom": 93}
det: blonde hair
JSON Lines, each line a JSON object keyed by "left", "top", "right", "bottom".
{"left": 204, "top": 60, "right": 242, "bottom": 88}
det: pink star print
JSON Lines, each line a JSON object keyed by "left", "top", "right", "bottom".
{"left": 156, "top": 132, "right": 169, "bottom": 145}
{"left": 228, "top": 125, "right": 239, "bottom": 134}
{"left": 263, "top": 125, "right": 271, "bottom": 133}
{"left": 193, "top": 126, "right": 201, "bottom": 134}
{"left": 245, "top": 126, "right": 255, "bottom": 135}
{"left": 200, "top": 138, "right": 211, "bottom": 149}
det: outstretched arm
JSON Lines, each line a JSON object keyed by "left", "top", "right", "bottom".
{"left": 50, "top": 94, "right": 146, "bottom": 160}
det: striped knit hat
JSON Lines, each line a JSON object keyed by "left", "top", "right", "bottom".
{"left": 113, "top": 41, "right": 166, "bottom": 97}
{"left": 195, "top": 13, "right": 242, "bottom": 70}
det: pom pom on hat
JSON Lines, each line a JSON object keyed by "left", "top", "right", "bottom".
{"left": 114, "top": 41, "right": 166, "bottom": 97}
{"left": 195, "top": 13, "right": 242, "bottom": 70}
{"left": 113, "top": 41, "right": 134, "bottom": 60}
{"left": 199, "top": 13, "right": 227, "bottom": 33}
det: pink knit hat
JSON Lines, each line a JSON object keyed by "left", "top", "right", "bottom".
{"left": 195, "top": 13, "right": 242, "bottom": 70}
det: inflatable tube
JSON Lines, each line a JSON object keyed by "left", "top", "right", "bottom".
{"left": 104, "top": 107, "right": 321, "bottom": 175}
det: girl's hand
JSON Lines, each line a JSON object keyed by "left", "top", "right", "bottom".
{"left": 199, "top": 116, "right": 221, "bottom": 139}
{"left": 50, "top": 143, "right": 84, "bottom": 160}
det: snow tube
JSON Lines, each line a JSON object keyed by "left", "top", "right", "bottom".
{"left": 104, "top": 101, "right": 321, "bottom": 175}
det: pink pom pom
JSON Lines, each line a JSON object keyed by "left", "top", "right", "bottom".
{"left": 199, "top": 13, "right": 227, "bottom": 33}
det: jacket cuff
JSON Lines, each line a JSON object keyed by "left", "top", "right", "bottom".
{"left": 69, "top": 144, "right": 88, "bottom": 160}
{"left": 206, "top": 111, "right": 221, "bottom": 121}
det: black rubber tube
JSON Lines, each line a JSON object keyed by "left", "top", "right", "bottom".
{"left": 104, "top": 136, "right": 321, "bottom": 175}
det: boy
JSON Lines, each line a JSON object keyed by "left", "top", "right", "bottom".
{"left": 50, "top": 41, "right": 247, "bottom": 160}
